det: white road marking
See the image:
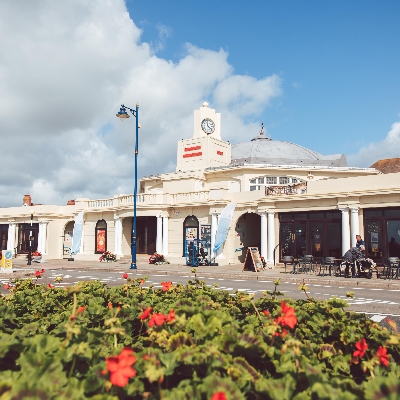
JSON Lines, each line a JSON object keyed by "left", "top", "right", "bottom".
{"left": 233, "top": 279, "right": 246, "bottom": 281}
{"left": 371, "top": 288, "right": 383, "bottom": 291}
{"left": 370, "top": 315, "right": 387, "bottom": 322}
{"left": 258, "top": 280, "right": 272, "bottom": 283}
{"left": 76, "top": 276, "right": 94, "bottom": 278}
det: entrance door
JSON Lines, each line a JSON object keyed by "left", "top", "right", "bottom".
{"left": 18, "top": 223, "right": 39, "bottom": 253}
{"left": 387, "top": 221, "right": 400, "bottom": 258}
{"left": 280, "top": 222, "right": 307, "bottom": 258}
{"left": 0, "top": 225, "right": 8, "bottom": 250}
{"left": 136, "top": 217, "right": 156, "bottom": 255}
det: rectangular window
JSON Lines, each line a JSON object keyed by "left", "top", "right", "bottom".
{"left": 257, "top": 177, "right": 265, "bottom": 184}
{"left": 250, "top": 179, "right": 256, "bottom": 184}
{"left": 364, "top": 209, "right": 383, "bottom": 218}
{"left": 266, "top": 176, "right": 277, "bottom": 185}
{"left": 384, "top": 208, "right": 400, "bottom": 218}
{"left": 250, "top": 185, "right": 257, "bottom": 191}
{"left": 279, "top": 177, "right": 289, "bottom": 184}
{"left": 291, "top": 178, "right": 298, "bottom": 183}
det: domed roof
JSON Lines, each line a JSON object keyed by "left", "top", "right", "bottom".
{"left": 231, "top": 127, "right": 347, "bottom": 167}
{"left": 370, "top": 158, "right": 400, "bottom": 173}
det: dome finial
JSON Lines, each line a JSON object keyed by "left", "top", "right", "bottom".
{"left": 260, "top": 123, "right": 265, "bottom": 136}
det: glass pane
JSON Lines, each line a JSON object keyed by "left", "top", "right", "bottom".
{"left": 366, "top": 221, "right": 382, "bottom": 259}
{"left": 266, "top": 177, "right": 277, "bottom": 184}
{"left": 291, "top": 178, "right": 298, "bottom": 183}
{"left": 326, "top": 211, "right": 341, "bottom": 220}
{"left": 293, "top": 213, "right": 307, "bottom": 221}
{"left": 385, "top": 208, "right": 400, "bottom": 218}
{"left": 280, "top": 223, "right": 293, "bottom": 258}
{"left": 257, "top": 177, "right": 264, "bottom": 184}
{"left": 279, "top": 177, "right": 289, "bottom": 184}
{"left": 364, "top": 209, "right": 382, "bottom": 218}
{"left": 250, "top": 186, "right": 257, "bottom": 191}
{"left": 295, "top": 222, "right": 307, "bottom": 257}
{"left": 310, "top": 222, "right": 323, "bottom": 257}
{"left": 279, "top": 213, "right": 292, "bottom": 222}
{"left": 250, "top": 179, "right": 256, "bottom": 184}
{"left": 327, "top": 222, "right": 341, "bottom": 258}
{"left": 308, "top": 212, "right": 324, "bottom": 220}
{"left": 387, "top": 221, "right": 400, "bottom": 257}
{"left": 184, "top": 216, "right": 198, "bottom": 227}
{"left": 96, "top": 220, "right": 107, "bottom": 229}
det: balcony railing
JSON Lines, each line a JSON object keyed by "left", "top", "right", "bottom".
{"left": 265, "top": 182, "right": 307, "bottom": 196}
{"left": 171, "top": 191, "right": 209, "bottom": 203}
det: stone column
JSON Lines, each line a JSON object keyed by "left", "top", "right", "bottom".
{"left": 6, "top": 222, "right": 16, "bottom": 252}
{"left": 156, "top": 215, "right": 163, "bottom": 254}
{"left": 37, "top": 222, "right": 48, "bottom": 254}
{"left": 267, "top": 212, "right": 275, "bottom": 264}
{"left": 211, "top": 213, "right": 219, "bottom": 258}
{"left": 162, "top": 216, "right": 169, "bottom": 256}
{"left": 350, "top": 208, "right": 359, "bottom": 248}
{"left": 114, "top": 216, "right": 124, "bottom": 256}
{"left": 260, "top": 212, "right": 267, "bottom": 258}
{"left": 340, "top": 208, "right": 350, "bottom": 255}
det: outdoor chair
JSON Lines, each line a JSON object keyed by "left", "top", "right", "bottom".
{"left": 300, "top": 255, "right": 314, "bottom": 274}
{"left": 282, "top": 256, "right": 296, "bottom": 273}
{"left": 384, "top": 257, "right": 400, "bottom": 280}
{"left": 320, "top": 256, "right": 336, "bottom": 276}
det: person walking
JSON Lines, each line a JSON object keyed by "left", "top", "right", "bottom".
{"left": 343, "top": 246, "right": 363, "bottom": 278}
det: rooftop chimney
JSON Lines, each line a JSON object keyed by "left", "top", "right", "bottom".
{"left": 23, "top": 194, "right": 32, "bottom": 206}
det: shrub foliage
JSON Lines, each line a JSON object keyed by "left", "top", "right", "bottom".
{"left": 0, "top": 274, "right": 399, "bottom": 399}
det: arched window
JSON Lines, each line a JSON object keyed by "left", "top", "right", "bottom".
{"left": 95, "top": 220, "right": 107, "bottom": 254}
{"left": 183, "top": 215, "right": 199, "bottom": 256}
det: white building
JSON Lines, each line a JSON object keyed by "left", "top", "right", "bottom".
{"left": 1, "top": 103, "right": 400, "bottom": 265}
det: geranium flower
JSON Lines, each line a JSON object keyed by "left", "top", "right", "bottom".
{"left": 376, "top": 346, "right": 389, "bottom": 367}
{"left": 40, "top": 269, "right": 45, "bottom": 274}
{"left": 275, "top": 301, "right": 297, "bottom": 329}
{"left": 34, "top": 271, "right": 41, "bottom": 277}
{"left": 148, "top": 313, "right": 166, "bottom": 327}
{"left": 139, "top": 307, "right": 153, "bottom": 320}
{"left": 123, "top": 273, "right": 129, "bottom": 279}
{"left": 77, "top": 306, "right": 86, "bottom": 314}
{"left": 166, "top": 309, "right": 175, "bottom": 323}
{"left": 353, "top": 338, "right": 368, "bottom": 359}
{"left": 211, "top": 392, "right": 228, "bottom": 400}
{"left": 3, "top": 283, "right": 10, "bottom": 290}
{"left": 47, "top": 284, "right": 54, "bottom": 289}
{"left": 161, "top": 281, "right": 173, "bottom": 292}
{"left": 263, "top": 310, "right": 269, "bottom": 316}
{"left": 102, "top": 347, "right": 137, "bottom": 387}
{"left": 274, "top": 329, "right": 288, "bottom": 337}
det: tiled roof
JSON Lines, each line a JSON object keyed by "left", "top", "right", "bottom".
{"left": 369, "top": 158, "right": 400, "bottom": 174}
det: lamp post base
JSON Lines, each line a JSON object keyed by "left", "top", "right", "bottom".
{"left": 130, "top": 263, "right": 137, "bottom": 270}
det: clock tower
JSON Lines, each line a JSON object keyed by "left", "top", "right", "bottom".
{"left": 176, "top": 102, "right": 231, "bottom": 172}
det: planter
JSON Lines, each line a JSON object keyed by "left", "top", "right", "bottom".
{"left": 32, "top": 256, "right": 42, "bottom": 263}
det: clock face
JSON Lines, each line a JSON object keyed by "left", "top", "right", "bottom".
{"left": 201, "top": 118, "right": 215, "bottom": 134}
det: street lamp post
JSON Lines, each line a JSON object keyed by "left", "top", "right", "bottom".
{"left": 27, "top": 210, "right": 35, "bottom": 266}
{"left": 116, "top": 103, "right": 140, "bottom": 270}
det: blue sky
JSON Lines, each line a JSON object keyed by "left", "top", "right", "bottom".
{"left": 127, "top": 0, "right": 400, "bottom": 159}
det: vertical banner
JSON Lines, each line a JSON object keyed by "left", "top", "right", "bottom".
{"left": 70, "top": 211, "right": 84, "bottom": 255}
{"left": 96, "top": 229, "right": 106, "bottom": 253}
{"left": 213, "top": 203, "right": 236, "bottom": 254}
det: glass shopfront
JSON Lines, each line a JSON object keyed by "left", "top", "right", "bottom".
{"left": 279, "top": 211, "right": 342, "bottom": 260}
{"left": 364, "top": 207, "right": 400, "bottom": 260}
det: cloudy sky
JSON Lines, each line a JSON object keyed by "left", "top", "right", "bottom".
{"left": 0, "top": 1, "right": 399, "bottom": 207}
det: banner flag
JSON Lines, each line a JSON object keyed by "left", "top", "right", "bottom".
{"left": 213, "top": 202, "right": 236, "bottom": 254}
{"left": 70, "top": 211, "right": 84, "bottom": 255}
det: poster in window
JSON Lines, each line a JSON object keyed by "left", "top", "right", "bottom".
{"left": 371, "top": 243, "right": 379, "bottom": 253}
{"left": 185, "top": 227, "right": 198, "bottom": 241}
{"left": 371, "top": 232, "right": 378, "bottom": 243}
{"left": 65, "top": 231, "right": 73, "bottom": 242}
{"left": 200, "top": 225, "right": 211, "bottom": 246}
{"left": 96, "top": 229, "right": 106, "bottom": 253}
{"left": 314, "top": 233, "right": 321, "bottom": 242}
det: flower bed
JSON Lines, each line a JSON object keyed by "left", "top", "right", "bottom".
{"left": 0, "top": 275, "right": 399, "bottom": 399}
{"left": 149, "top": 252, "right": 170, "bottom": 265}
{"left": 99, "top": 251, "right": 117, "bottom": 262}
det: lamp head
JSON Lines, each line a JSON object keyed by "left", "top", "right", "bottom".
{"left": 30, "top": 210, "right": 35, "bottom": 215}
{"left": 116, "top": 105, "right": 130, "bottom": 121}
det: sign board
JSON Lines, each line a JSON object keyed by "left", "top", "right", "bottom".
{"left": 242, "top": 247, "right": 264, "bottom": 272}
{"left": 200, "top": 224, "right": 211, "bottom": 246}
{"left": 1, "top": 249, "right": 13, "bottom": 273}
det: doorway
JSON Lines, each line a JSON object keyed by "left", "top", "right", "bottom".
{"left": 18, "top": 223, "right": 39, "bottom": 254}
{"left": 235, "top": 212, "right": 261, "bottom": 262}
{"left": 136, "top": 217, "right": 156, "bottom": 255}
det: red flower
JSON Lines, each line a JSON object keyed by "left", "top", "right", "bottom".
{"left": 148, "top": 313, "right": 167, "bottom": 327}
{"left": 47, "top": 284, "right": 54, "bottom": 289}
{"left": 353, "top": 338, "right": 368, "bottom": 359}
{"left": 103, "top": 347, "right": 137, "bottom": 387}
{"left": 34, "top": 270, "right": 41, "bottom": 277}
{"left": 123, "top": 273, "right": 129, "bottom": 279}
{"left": 3, "top": 283, "right": 10, "bottom": 290}
{"left": 211, "top": 392, "right": 228, "bottom": 400}
{"left": 263, "top": 310, "right": 270, "bottom": 316}
{"left": 77, "top": 306, "right": 86, "bottom": 314}
{"left": 40, "top": 269, "right": 45, "bottom": 274}
{"left": 275, "top": 301, "right": 297, "bottom": 329}
{"left": 108, "top": 302, "right": 113, "bottom": 309}
{"left": 274, "top": 329, "right": 288, "bottom": 337}
{"left": 139, "top": 307, "right": 153, "bottom": 320}
{"left": 166, "top": 309, "right": 175, "bottom": 323}
{"left": 376, "top": 346, "right": 389, "bottom": 367}
{"left": 161, "top": 281, "right": 173, "bottom": 292}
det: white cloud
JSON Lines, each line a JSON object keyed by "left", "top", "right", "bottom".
{"left": 347, "top": 122, "right": 400, "bottom": 167}
{"left": 0, "top": 0, "right": 282, "bottom": 207}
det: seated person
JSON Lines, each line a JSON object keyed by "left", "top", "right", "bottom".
{"left": 343, "top": 246, "right": 363, "bottom": 277}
